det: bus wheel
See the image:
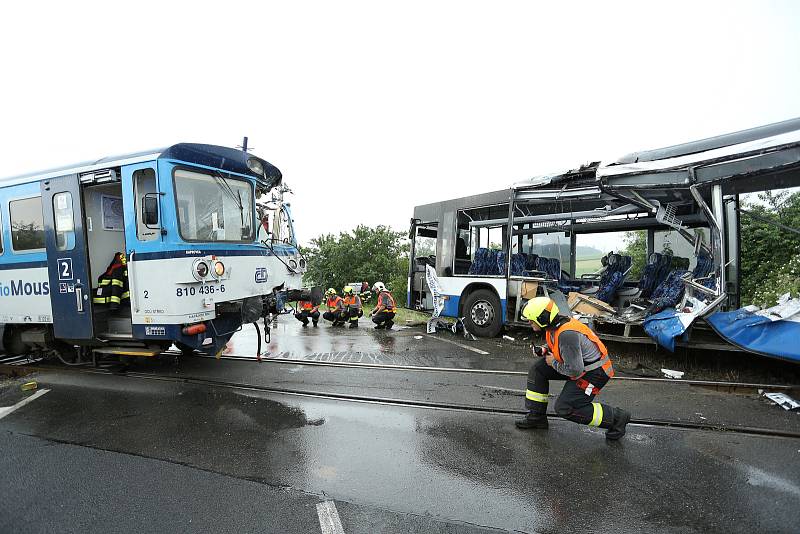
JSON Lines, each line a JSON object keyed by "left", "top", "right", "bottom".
{"left": 462, "top": 289, "right": 502, "bottom": 338}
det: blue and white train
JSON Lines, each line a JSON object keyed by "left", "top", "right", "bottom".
{"left": 0, "top": 143, "right": 303, "bottom": 361}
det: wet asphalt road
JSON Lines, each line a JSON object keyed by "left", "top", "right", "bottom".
{"left": 1, "top": 318, "right": 800, "bottom": 533}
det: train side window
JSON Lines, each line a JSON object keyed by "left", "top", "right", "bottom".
{"left": 134, "top": 168, "right": 158, "bottom": 241}
{"left": 10, "top": 196, "right": 45, "bottom": 251}
{"left": 53, "top": 192, "right": 76, "bottom": 251}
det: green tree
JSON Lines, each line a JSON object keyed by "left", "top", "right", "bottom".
{"left": 621, "top": 230, "right": 647, "bottom": 279}
{"left": 740, "top": 191, "right": 800, "bottom": 306}
{"left": 302, "top": 225, "right": 410, "bottom": 305}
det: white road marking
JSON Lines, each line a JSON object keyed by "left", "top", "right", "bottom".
{"left": 427, "top": 335, "right": 490, "bottom": 355}
{"left": 316, "top": 500, "right": 345, "bottom": 534}
{"left": 0, "top": 389, "right": 50, "bottom": 420}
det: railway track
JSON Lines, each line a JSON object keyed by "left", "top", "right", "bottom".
{"left": 4, "top": 360, "right": 800, "bottom": 440}
{"left": 190, "top": 351, "right": 799, "bottom": 392}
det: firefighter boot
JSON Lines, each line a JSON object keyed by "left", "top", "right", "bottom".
{"left": 349, "top": 321, "right": 359, "bottom": 328}
{"left": 515, "top": 403, "right": 549, "bottom": 430}
{"left": 384, "top": 320, "right": 394, "bottom": 330}
{"left": 605, "top": 408, "right": 631, "bottom": 441}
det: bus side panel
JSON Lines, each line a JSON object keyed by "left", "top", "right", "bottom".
{"left": 437, "top": 277, "right": 507, "bottom": 324}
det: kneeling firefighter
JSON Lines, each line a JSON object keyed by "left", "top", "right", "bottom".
{"left": 342, "top": 286, "right": 363, "bottom": 327}
{"left": 370, "top": 282, "right": 396, "bottom": 330}
{"left": 516, "top": 297, "right": 631, "bottom": 440}
{"left": 295, "top": 299, "right": 320, "bottom": 327}
{"left": 323, "top": 288, "right": 346, "bottom": 326}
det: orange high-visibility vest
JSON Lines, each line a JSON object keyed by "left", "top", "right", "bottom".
{"left": 377, "top": 291, "right": 396, "bottom": 311}
{"left": 326, "top": 296, "right": 343, "bottom": 310}
{"left": 299, "top": 301, "right": 315, "bottom": 311}
{"left": 343, "top": 295, "right": 360, "bottom": 307}
{"left": 546, "top": 319, "right": 614, "bottom": 378}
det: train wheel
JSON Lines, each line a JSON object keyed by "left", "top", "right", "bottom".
{"left": 3, "top": 326, "right": 30, "bottom": 356}
{"left": 175, "top": 342, "right": 196, "bottom": 356}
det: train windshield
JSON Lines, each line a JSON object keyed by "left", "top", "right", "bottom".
{"left": 174, "top": 168, "right": 254, "bottom": 242}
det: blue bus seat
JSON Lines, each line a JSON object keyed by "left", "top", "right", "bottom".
{"left": 594, "top": 254, "right": 632, "bottom": 303}
{"left": 648, "top": 269, "right": 689, "bottom": 314}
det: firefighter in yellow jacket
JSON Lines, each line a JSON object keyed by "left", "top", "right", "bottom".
{"left": 92, "top": 252, "right": 130, "bottom": 311}
{"left": 516, "top": 297, "right": 631, "bottom": 440}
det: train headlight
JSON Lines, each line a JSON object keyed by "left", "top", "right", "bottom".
{"left": 298, "top": 258, "right": 307, "bottom": 269}
{"left": 194, "top": 260, "right": 209, "bottom": 280}
{"left": 247, "top": 158, "right": 264, "bottom": 175}
{"left": 214, "top": 261, "right": 225, "bottom": 277}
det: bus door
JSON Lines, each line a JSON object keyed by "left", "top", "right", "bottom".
{"left": 41, "top": 174, "right": 94, "bottom": 339}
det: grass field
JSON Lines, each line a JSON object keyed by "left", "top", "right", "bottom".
{"left": 361, "top": 302, "right": 430, "bottom": 325}
{"left": 574, "top": 256, "right": 603, "bottom": 277}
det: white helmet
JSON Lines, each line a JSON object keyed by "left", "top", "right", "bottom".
{"left": 372, "top": 281, "right": 386, "bottom": 293}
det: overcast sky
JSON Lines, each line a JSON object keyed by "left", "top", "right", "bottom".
{"left": 1, "top": 1, "right": 799, "bottom": 252}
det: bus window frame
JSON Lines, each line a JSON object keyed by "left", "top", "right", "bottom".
{"left": 8, "top": 194, "right": 46, "bottom": 254}
{"left": 453, "top": 203, "right": 510, "bottom": 278}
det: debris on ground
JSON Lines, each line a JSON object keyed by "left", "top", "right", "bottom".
{"left": 413, "top": 335, "right": 423, "bottom": 340}
{"left": 763, "top": 392, "right": 800, "bottom": 410}
{"left": 21, "top": 381, "right": 37, "bottom": 391}
{"left": 661, "top": 369, "right": 685, "bottom": 379}
{"left": 503, "top": 335, "right": 515, "bottom": 342}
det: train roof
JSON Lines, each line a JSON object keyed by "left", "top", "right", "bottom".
{"left": 0, "top": 143, "right": 282, "bottom": 189}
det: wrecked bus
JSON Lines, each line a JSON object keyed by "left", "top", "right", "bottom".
{"left": 409, "top": 117, "right": 800, "bottom": 358}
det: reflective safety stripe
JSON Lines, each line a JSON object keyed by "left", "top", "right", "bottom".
{"left": 109, "top": 296, "right": 121, "bottom": 304}
{"left": 525, "top": 390, "right": 549, "bottom": 403}
{"left": 92, "top": 297, "right": 107, "bottom": 304}
{"left": 99, "top": 280, "right": 111, "bottom": 286}
{"left": 121, "top": 291, "right": 130, "bottom": 299}
{"left": 589, "top": 402, "right": 603, "bottom": 427}
{"left": 111, "top": 279, "right": 124, "bottom": 287}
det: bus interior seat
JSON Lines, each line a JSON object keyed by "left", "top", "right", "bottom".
{"left": 594, "top": 254, "right": 632, "bottom": 303}
{"left": 510, "top": 253, "right": 527, "bottom": 276}
{"left": 468, "top": 247, "right": 501, "bottom": 276}
{"left": 647, "top": 268, "right": 690, "bottom": 314}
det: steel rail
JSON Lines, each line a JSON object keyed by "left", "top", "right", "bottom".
{"left": 184, "top": 353, "right": 799, "bottom": 391}
{"left": 14, "top": 364, "right": 800, "bottom": 440}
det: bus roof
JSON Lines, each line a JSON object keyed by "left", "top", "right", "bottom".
{"left": 0, "top": 143, "right": 282, "bottom": 189}
{"left": 611, "top": 116, "right": 800, "bottom": 165}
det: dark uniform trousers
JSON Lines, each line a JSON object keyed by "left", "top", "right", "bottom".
{"left": 372, "top": 311, "right": 396, "bottom": 327}
{"left": 527, "top": 358, "right": 613, "bottom": 427}
{"left": 295, "top": 310, "right": 320, "bottom": 325}
{"left": 344, "top": 308, "right": 364, "bottom": 324}
{"left": 323, "top": 310, "right": 346, "bottom": 323}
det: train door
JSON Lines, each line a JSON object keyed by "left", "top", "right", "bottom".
{"left": 41, "top": 174, "right": 94, "bottom": 339}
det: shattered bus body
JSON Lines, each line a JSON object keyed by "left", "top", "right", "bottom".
{"left": 410, "top": 117, "right": 800, "bottom": 358}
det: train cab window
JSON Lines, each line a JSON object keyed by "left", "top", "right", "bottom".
{"left": 134, "top": 168, "right": 159, "bottom": 241}
{"left": 10, "top": 196, "right": 45, "bottom": 251}
{"left": 53, "top": 192, "right": 75, "bottom": 251}
{"left": 174, "top": 168, "right": 254, "bottom": 242}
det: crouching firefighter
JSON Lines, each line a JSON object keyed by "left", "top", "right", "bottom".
{"left": 295, "top": 299, "right": 320, "bottom": 327}
{"left": 92, "top": 252, "right": 130, "bottom": 311}
{"left": 323, "top": 288, "right": 346, "bottom": 326}
{"left": 370, "top": 282, "right": 396, "bottom": 330}
{"left": 516, "top": 297, "right": 631, "bottom": 440}
{"left": 342, "top": 286, "right": 363, "bottom": 327}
